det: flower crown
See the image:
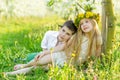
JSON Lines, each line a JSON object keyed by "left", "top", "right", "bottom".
{"left": 74, "top": 11, "right": 100, "bottom": 27}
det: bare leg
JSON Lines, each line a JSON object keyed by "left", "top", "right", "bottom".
{"left": 5, "top": 66, "right": 34, "bottom": 76}
{"left": 14, "top": 54, "right": 53, "bottom": 70}
{"left": 25, "top": 54, "right": 52, "bottom": 67}
{"left": 6, "top": 64, "right": 52, "bottom": 76}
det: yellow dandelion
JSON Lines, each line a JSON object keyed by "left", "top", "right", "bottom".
{"left": 88, "top": 12, "right": 94, "bottom": 17}
{"left": 71, "top": 53, "right": 76, "bottom": 57}
{"left": 86, "top": 12, "right": 93, "bottom": 18}
{"left": 74, "top": 12, "right": 100, "bottom": 27}
{"left": 85, "top": 14, "right": 89, "bottom": 18}
{"left": 78, "top": 14, "right": 84, "bottom": 18}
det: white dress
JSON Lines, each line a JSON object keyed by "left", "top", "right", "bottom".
{"left": 52, "top": 36, "right": 89, "bottom": 67}
{"left": 52, "top": 51, "right": 67, "bottom": 67}
{"left": 77, "top": 36, "right": 89, "bottom": 65}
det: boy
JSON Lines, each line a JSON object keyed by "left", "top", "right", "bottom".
{"left": 5, "top": 20, "right": 77, "bottom": 75}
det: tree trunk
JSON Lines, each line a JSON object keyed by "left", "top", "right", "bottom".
{"left": 101, "top": 0, "right": 116, "bottom": 54}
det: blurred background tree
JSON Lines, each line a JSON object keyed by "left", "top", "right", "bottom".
{"left": 47, "top": 0, "right": 117, "bottom": 54}
{"left": 47, "top": 0, "right": 98, "bottom": 20}
{"left": 0, "top": 0, "right": 119, "bottom": 54}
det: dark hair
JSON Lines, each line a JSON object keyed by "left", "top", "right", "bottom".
{"left": 60, "top": 20, "right": 77, "bottom": 34}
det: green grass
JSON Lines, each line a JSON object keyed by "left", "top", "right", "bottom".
{"left": 0, "top": 16, "right": 120, "bottom": 80}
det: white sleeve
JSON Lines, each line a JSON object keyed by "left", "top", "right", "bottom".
{"left": 41, "top": 31, "right": 49, "bottom": 49}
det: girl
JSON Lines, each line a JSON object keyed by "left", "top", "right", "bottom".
{"left": 65, "top": 18, "right": 102, "bottom": 65}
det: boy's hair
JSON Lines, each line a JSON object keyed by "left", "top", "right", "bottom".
{"left": 60, "top": 20, "right": 77, "bottom": 34}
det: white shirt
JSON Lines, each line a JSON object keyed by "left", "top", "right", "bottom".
{"left": 41, "top": 31, "right": 59, "bottom": 50}
{"left": 41, "top": 31, "right": 67, "bottom": 67}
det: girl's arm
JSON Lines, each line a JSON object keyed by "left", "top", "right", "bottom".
{"left": 96, "top": 35, "right": 102, "bottom": 57}
{"left": 95, "top": 45, "right": 102, "bottom": 57}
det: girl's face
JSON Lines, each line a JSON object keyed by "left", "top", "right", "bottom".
{"left": 58, "top": 26, "right": 73, "bottom": 42}
{"left": 80, "top": 19, "right": 93, "bottom": 33}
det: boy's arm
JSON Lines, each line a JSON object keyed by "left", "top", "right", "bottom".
{"left": 37, "top": 35, "right": 75, "bottom": 59}
{"left": 42, "top": 48, "right": 47, "bottom": 51}
{"left": 43, "top": 42, "right": 66, "bottom": 55}
{"left": 35, "top": 42, "right": 66, "bottom": 61}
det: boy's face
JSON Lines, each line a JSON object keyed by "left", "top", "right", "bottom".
{"left": 58, "top": 26, "right": 74, "bottom": 42}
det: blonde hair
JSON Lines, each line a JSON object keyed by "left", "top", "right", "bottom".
{"left": 65, "top": 18, "right": 102, "bottom": 64}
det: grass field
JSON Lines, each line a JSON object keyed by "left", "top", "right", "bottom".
{"left": 0, "top": 16, "right": 120, "bottom": 80}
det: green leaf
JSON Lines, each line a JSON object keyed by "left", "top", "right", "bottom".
{"left": 47, "top": 0, "right": 55, "bottom": 7}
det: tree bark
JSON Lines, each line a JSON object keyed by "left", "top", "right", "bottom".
{"left": 101, "top": 0, "right": 116, "bottom": 54}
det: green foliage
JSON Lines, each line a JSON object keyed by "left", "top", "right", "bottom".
{"left": 0, "top": 16, "right": 120, "bottom": 79}
{"left": 84, "top": 4, "right": 95, "bottom": 12}
{"left": 47, "top": 0, "right": 55, "bottom": 7}
{"left": 47, "top": 0, "right": 98, "bottom": 20}
{"left": 47, "top": 0, "right": 63, "bottom": 7}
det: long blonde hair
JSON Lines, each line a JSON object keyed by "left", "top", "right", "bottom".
{"left": 65, "top": 18, "right": 102, "bottom": 63}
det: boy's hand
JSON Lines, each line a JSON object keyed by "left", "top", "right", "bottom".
{"left": 34, "top": 52, "right": 46, "bottom": 61}
{"left": 54, "top": 41, "right": 66, "bottom": 51}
